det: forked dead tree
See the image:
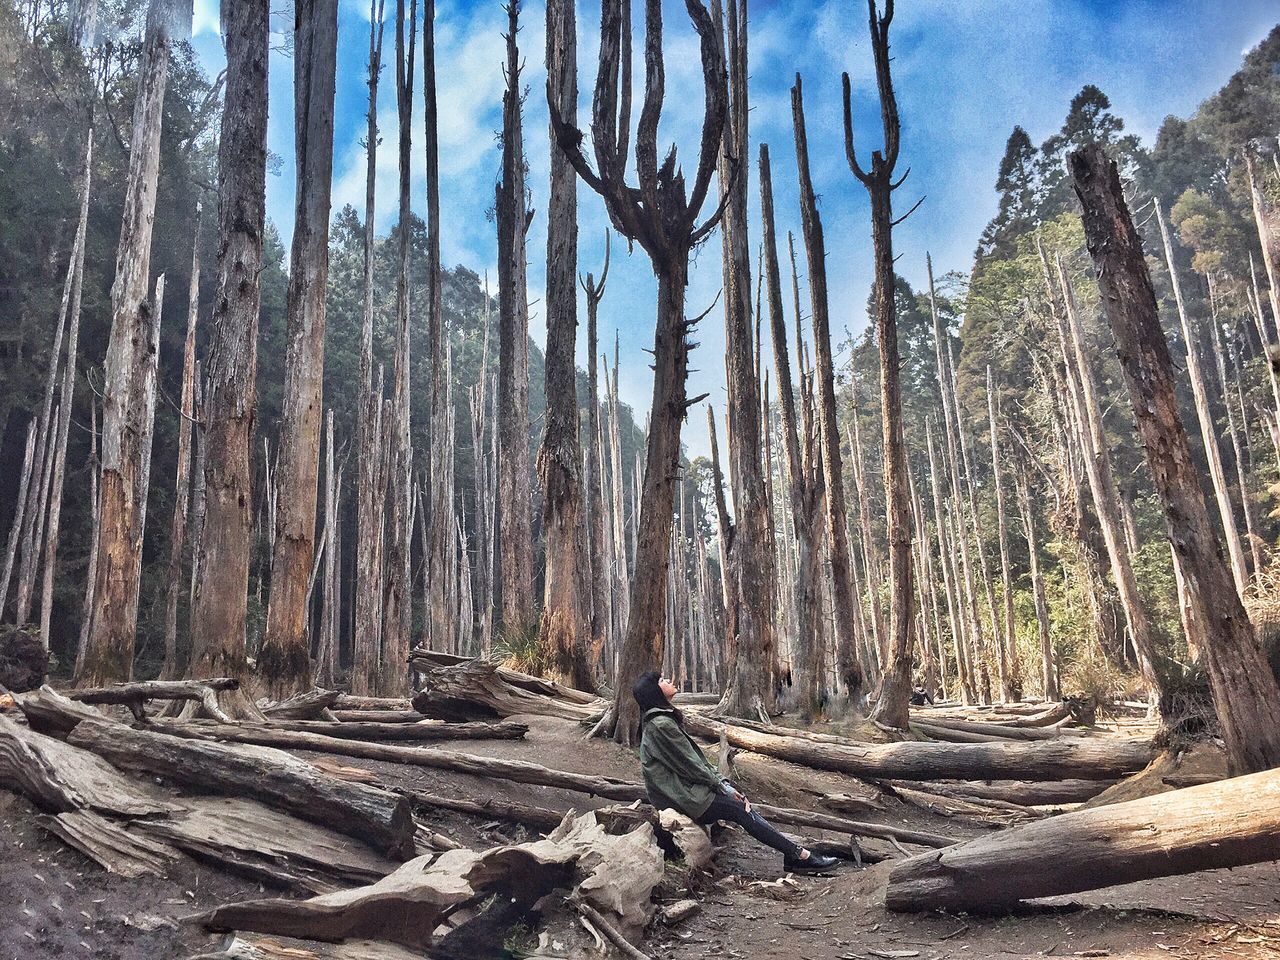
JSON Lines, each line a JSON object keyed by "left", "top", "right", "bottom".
{"left": 552, "top": 0, "right": 728, "bottom": 744}
{"left": 1070, "top": 142, "right": 1280, "bottom": 775}
{"left": 581, "top": 234, "right": 612, "bottom": 671}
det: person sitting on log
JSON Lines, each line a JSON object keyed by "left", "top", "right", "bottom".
{"left": 632, "top": 670, "right": 839, "bottom": 874}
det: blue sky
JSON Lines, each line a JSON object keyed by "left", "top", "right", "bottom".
{"left": 189, "top": 0, "right": 1278, "bottom": 457}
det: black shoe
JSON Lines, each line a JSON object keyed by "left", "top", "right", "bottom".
{"left": 785, "top": 852, "right": 839, "bottom": 873}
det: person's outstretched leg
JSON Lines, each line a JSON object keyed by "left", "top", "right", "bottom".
{"left": 697, "top": 793, "right": 818, "bottom": 864}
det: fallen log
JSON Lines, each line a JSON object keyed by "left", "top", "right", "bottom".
{"left": 152, "top": 717, "right": 529, "bottom": 743}
{"left": 877, "top": 780, "right": 1049, "bottom": 817}
{"left": 11, "top": 686, "right": 110, "bottom": 736}
{"left": 884, "top": 766, "right": 1280, "bottom": 911}
{"left": 866, "top": 784, "right": 1029, "bottom": 828}
{"left": 909, "top": 778, "right": 1110, "bottom": 806}
{"left": 0, "top": 713, "right": 177, "bottom": 817}
{"left": 69, "top": 679, "right": 240, "bottom": 722}
{"left": 398, "top": 787, "right": 567, "bottom": 832}
{"left": 410, "top": 659, "right": 601, "bottom": 722}
{"left": 332, "top": 694, "right": 413, "bottom": 711}
{"left": 150, "top": 719, "right": 953, "bottom": 848}
{"left": 328, "top": 710, "right": 425, "bottom": 724}
{"left": 408, "top": 650, "right": 601, "bottom": 706}
{"left": 66, "top": 719, "right": 416, "bottom": 860}
{"left": 258, "top": 689, "right": 342, "bottom": 720}
{"left": 187, "top": 934, "right": 423, "bottom": 960}
{"left": 682, "top": 714, "right": 1152, "bottom": 782}
{"left": 38, "top": 810, "right": 181, "bottom": 877}
{"left": 910, "top": 722, "right": 1014, "bottom": 744}
{"left": 910, "top": 716, "right": 1070, "bottom": 741}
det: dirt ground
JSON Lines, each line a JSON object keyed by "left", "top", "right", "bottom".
{"left": 2, "top": 711, "right": 1278, "bottom": 960}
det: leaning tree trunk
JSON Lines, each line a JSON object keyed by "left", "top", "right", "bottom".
{"left": 187, "top": 0, "right": 269, "bottom": 719}
{"left": 538, "top": 0, "right": 593, "bottom": 690}
{"left": 496, "top": 1, "right": 534, "bottom": 637}
{"left": 793, "top": 73, "right": 862, "bottom": 707}
{"left": 713, "top": 0, "right": 776, "bottom": 723}
{"left": 260, "top": 0, "right": 339, "bottom": 698}
{"left": 1070, "top": 142, "right": 1280, "bottom": 775}
{"left": 352, "top": 0, "right": 388, "bottom": 697}
{"left": 76, "top": 0, "right": 173, "bottom": 686}
{"left": 160, "top": 206, "right": 201, "bottom": 679}
{"left": 1245, "top": 150, "right": 1280, "bottom": 336}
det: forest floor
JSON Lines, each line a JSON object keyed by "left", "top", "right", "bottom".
{"left": 2, "top": 708, "right": 1278, "bottom": 960}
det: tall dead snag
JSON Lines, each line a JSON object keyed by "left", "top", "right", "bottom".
{"left": 259, "top": 0, "right": 339, "bottom": 698}
{"left": 1155, "top": 205, "right": 1248, "bottom": 599}
{"left": 187, "top": 0, "right": 269, "bottom": 717}
{"left": 468, "top": 277, "right": 496, "bottom": 656}
{"left": 77, "top": 0, "right": 176, "bottom": 686}
{"left": 160, "top": 204, "right": 201, "bottom": 680}
{"left": 843, "top": 0, "right": 914, "bottom": 728}
{"left": 709, "top": 0, "right": 776, "bottom": 722}
{"left": 552, "top": 0, "right": 728, "bottom": 743}
{"left": 1070, "top": 143, "right": 1280, "bottom": 775}
{"left": 760, "top": 145, "right": 825, "bottom": 718}
{"left": 423, "top": 0, "right": 449, "bottom": 662}
{"left": 581, "top": 236, "right": 611, "bottom": 671}
{"left": 1016, "top": 467, "right": 1057, "bottom": 700}
{"left": 1246, "top": 150, "right": 1280, "bottom": 333}
{"left": 497, "top": 0, "right": 534, "bottom": 636}
{"left": 375, "top": 0, "right": 415, "bottom": 691}
{"left": 984, "top": 368, "right": 1019, "bottom": 698}
{"left": 352, "top": 0, "right": 389, "bottom": 696}
{"left": 538, "top": 0, "right": 593, "bottom": 689}
{"left": 1047, "top": 254, "right": 1161, "bottom": 702}
{"left": 38, "top": 134, "right": 94, "bottom": 648}
{"left": 793, "top": 74, "right": 862, "bottom": 707}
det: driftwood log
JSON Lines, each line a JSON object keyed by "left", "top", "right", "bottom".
{"left": 884, "top": 767, "right": 1280, "bottom": 911}
{"left": 187, "top": 934, "right": 424, "bottom": 960}
{"left": 332, "top": 694, "right": 413, "bottom": 711}
{"left": 69, "top": 679, "right": 241, "bottom": 722}
{"left": 408, "top": 650, "right": 601, "bottom": 705}
{"left": 329, "top": 710, "right": 425, "bottom": 724}
{"left": 38, "top": 809, "right": 181, "bottom": 877}
{"left": 151, "top": 717, "right": 528, "bottom": 743}
{"left": 258, "top": 689, "right": 342, "bottom": 720}
{"left": 899, "top": 778, "right": 1109, "bottom": 806}
{"left": 682, "top": 714, "right": 1151, "bottom": 782}
{"left": 410, "top": 659, "right": 602, "bottom": 721}
{"left": 66, "top": 719, "right": 417, "bottom": 859}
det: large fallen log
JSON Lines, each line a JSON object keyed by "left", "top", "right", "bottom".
{"left": 0, "top": 713, "right": 177, "bottom": 817}
{"left": 151, "top": 717, "right": 529, "bottom": 743}
{"left": 195, "top": 811, "right": 663, "bottom": 950}
{"left": 150, "top": 719, "right": 954, "bottom": 848}
{"left": 911, "top": 717, "right": 1070, "bottom": 741}
{"left": 328, "top": 709, "right": 425, "bottom": 724}
{"left": 11, "top": 686, "right": 111, "bottom": 735}
{"left": 909, "top": 778, "right": 1110, "bottom": 806}
{"left": 39, "top": 810, "right": 182, "bottom": 877}
{"left": 408, "top": 650, "right": 601, "bottom": 706}
{"left": 66, "top": 719, "right": 416, "bottom": 860}
{"left": 187, "top": 934, "right": 423, "bottom": 960}
{"left": 410, "top": 659, "right": 602, "bottom": 722}
{"left": 682, "top": 714, "right": 1152, "bottom": 782}
{"left": 69, "top": 679, "right": 241, "bottom": 722}
{"left": 884, "top": 766, "right": 1280, "bottom": 911}
{"left": 258, "top": 689, "right": 342, "bottom": 720}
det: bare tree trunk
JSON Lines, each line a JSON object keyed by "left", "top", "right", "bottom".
{"left": 353, "top": 0, "right": 388, "bottom": 697}
{"left": 842, "top": 3, "right": 913, "bottom": 727}
{"left": 926, "top": 422, "right": 972, "bottom": 703}
{"left": 1245, "top": 150, "right": 1280, "bottom": 335}
{"left": 792, "top": 75, "right": 862, "bottom": 707}
{"left": 316, "top": 410, "right": 338, "bottom": 687}
{"left": 187, "top": 0, "right": 269, "bottom": 718}
{"left": 75, "top": 402, "right": 99, "bottom": 674}
{"left": 538, "top": 0, "right": 592, "bottom": 689}
{"left": 37, "top": 135, "right": 93, "bottom": 646}
{"left": 712, "top": 0, "right": 776, "bottom": 723}
{"left": 496, "top": 0, "right": 534, "bottom": 636}
{"left": 582, "top": 241, "right": 610, "bottom": 673}
{"left": 1155, "top": 203, "right": 1247, "bottom": 598}
{"left": 469, "top": 280, "right": 495, "bottom": 656}
{"left": 985, "top": 367, "right": 1019, "bottom": 698}
{"left": 1071, "top": 142, "right": 1280, "bottom": 775}
{"left": 3, "top": 422, "right": 38, "bottom": 623}
{"left": 160, "top": 204, "right": 201, "bottom": 679}
{"left": 1049, "top": 253, "right": 1161, "bottom": 699}
{"left": 760, "top": 146, "right": 824, "bottom": 718}
{"left": 1016, "top": 467, "right": 1057, "bottom": 700}
{"left": 77, "top": 0, "right": 175, "bottom": 685}
{"left": 260, "top": 0, "right": 339, "bottom": 698}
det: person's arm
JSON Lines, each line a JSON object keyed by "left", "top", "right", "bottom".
{"left": 648, "top": 720, "right": 723, "bottom": 792}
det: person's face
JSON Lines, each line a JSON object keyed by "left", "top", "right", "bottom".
{"left": 659, "top": 677, "right": 678, "bottom": 700}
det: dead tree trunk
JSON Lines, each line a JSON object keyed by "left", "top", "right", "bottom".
{"left": 792, "top": 73, "right": 862, "bottom": 707}
{"left": 711, "top": 0, "right": 776, "bottom": 724}
{"left": 551, "top": 0, "right": 728, "bottom": 743}
{"left": 2, "top": 423, "right": 38, "bottom": 623}
{"left": 76, "top": 0, "right": 175, "bottom": 685}
{"left": 1016, "top": 467, "right": 1057, "bottom": 700}
{"left": 38, "top": 135, "right": 93, "bottom": 648}
{"left": 187, "top": 0, "right": 269, "bottom": 718}
{"left": 1071, "top": 143, "right": 1280, "bottom": 775}
{"left": 538, "top": 0, "right": 592, "bottom": 689}
{"left": 352, "top": 0, "right": 389, "bottom": 697}
{"left": 260, "top": 0, "right": 339, "bottom": 698}
{"left": 75, "top": 403, "right": 99, "bottom": 674}
{"left": 985, "top": 367, "right": 1019, "bottom": 697}
{"left": 1155, "top": 203, "right": 1248, "bottom": 599}
{"left": 761, "top": 144, "right": 825, "bottom": 718}
{"left": 377, "top": 0, "right": 416, "bottom": 692}
{"left": 497, "top": 0, "right": 534, "bottom": 636}
{"left": 927, "top": 422, "right": 972, "bottom": 703}
{"left": 1211, "top": 304, "right": 1262, "bottom": 579}
{"left": 1245, "top": 150, "right": 1280, "bottom": 335}
{"left": 582, "top": 237, "right": 611, "bottom": 672}
{"left": 843, "top": 1, "right": 914, "bottom": 726}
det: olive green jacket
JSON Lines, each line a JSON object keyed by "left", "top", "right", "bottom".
{"left": 638, "top": 707, "right": 724, "bottom": 818}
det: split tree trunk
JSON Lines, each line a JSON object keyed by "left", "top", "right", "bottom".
{"left": 187, "top": 0, "right": 269, "bottom": 718}
{"left": 1071, "top": 143, "right": 1280, "bottom": 774}
{"left": 260, "top": 0, "right": 340, "bottom": 698}
{"left": 76, "top": 0, "right": 173, "bottom": 685}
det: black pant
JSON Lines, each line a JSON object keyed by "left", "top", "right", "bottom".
{"left": 695, "top": 792, "right": 803, "bottom": 861}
